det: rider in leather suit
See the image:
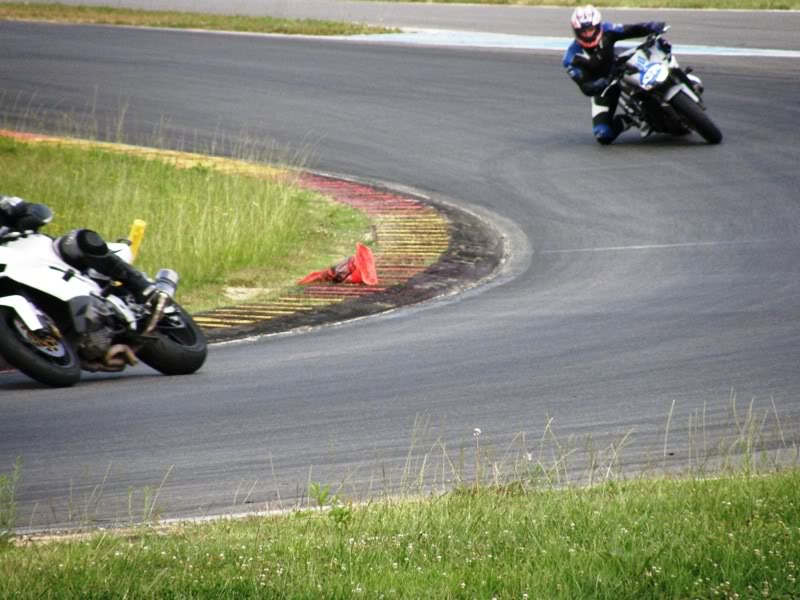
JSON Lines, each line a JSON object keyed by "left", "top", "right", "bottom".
{"left": 1, "top": 195, "right": 155, "bottom": 303}
{"left": 563, "top": 5, "right": 666, "bottom": 144}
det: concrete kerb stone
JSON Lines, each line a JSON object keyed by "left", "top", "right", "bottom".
{"left": 0, "top": 131, "right": 504, "bottom": 371}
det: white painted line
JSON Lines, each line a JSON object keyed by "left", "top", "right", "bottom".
{"left": 540, "top": 239, "right": 781, "bottom": 254}
{"left": 340, "top": 29, "right": 800, "bottom": 59}
{"left": 82, "top": 24, "right": 800, "bottom": 58}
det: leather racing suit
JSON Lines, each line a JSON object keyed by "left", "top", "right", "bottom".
{"left": 563, "top": 21, "right": 665, "bottom": 144}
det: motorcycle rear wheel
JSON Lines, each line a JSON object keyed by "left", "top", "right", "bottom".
{"left": 670, "top": 91, "right": 723, "bottom": 144}
{"left": 137, "top": 304, "right": 207, "bottom": 376}
{"left": 0, "top": 307, "right": 81, "bottom": 387}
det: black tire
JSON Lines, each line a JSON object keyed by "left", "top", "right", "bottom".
{"left": 669, "top": 91, "right": 723, "bottom": 144}
{"left": 0, "top": 307, "right": 81, "bottom": 387}
{"left": 137, "top": 304, "right": 207, "bottom": 376}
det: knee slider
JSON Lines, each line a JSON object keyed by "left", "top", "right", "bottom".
{"left": 593, "top": 124, "right": 615, "bottom": 145}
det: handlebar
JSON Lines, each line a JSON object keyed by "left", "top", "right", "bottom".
{"left": 604, "top": 29, "right": 673, "bottom": 96}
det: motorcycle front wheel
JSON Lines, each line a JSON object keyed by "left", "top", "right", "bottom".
{"left": 670, "top": 91, "right": 723, "bottom": 144}
{"left": 137, "top": 304, "right": 207, "bottom": 376}
{"left": 0, "top": 307, "right": 81, "bottom": 387}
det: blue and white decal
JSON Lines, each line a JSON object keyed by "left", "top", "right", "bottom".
{"left": 641, "top": 63, "right": 668, "bottom": 89}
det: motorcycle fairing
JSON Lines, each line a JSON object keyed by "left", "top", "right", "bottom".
{"left": 1, "top": 260, "right": 97, "bottom": 303}
{"left": 622, "top": 43, "right": 702, "bottom": 105}
{"left": 0, "top": 235, "right": 97, "bottom": 302}
{"left": 640, "top": 63, "right": 668, "bottom": 90}
{"left": 0, "top": 294, "right": 45, "bottom": 331}
{"left": 0, "top": 234, "right": 138, "bottom": 333}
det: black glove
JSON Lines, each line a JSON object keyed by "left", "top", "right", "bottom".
{"left": 16, "top": 203, "right": 53, "bottom": 231}
{"left": 649, "top": 21, "right": 667, "bottom": 34}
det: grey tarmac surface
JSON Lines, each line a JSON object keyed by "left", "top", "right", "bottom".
{"left": 15, "top": 0, "right": 800, "bottom": 49}
{"left": 0, "top": 6, "right": 799, "bottom": 530}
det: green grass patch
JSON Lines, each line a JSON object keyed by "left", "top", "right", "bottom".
{"left": 0, "top": 2, "right": 398, "bottom": 35}
{"left": 1, "top": 401, "right": 797, "bottom": 596}
{"left": 0, "top": 136, "right": 371, "bottom": 312}
{"left": 1, "top": 469, "right": 798, "bottom": 598}
{"left": 0, "top": 459, "right": 21, "bottom": 548}
{"left": 368, "top": 0, "right": 800, "bottom": 9}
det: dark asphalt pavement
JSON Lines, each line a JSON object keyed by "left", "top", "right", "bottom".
{"left": 0, "top": 8, "right": 798, "bottom": 529}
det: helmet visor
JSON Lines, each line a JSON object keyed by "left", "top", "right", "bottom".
{"left": 576, "top": 25, "right": 600, "bottom": 47}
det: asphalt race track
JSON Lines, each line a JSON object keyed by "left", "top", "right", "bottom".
{"left": 1, "top": 4, "right": 799, "bottom": 530}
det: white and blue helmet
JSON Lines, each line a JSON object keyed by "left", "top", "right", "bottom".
{"left": 571, "top": 5, "right": 603, "bottom": 49}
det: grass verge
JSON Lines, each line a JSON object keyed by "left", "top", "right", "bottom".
{"left": 2, "top": 398, "right": 799, "bottom": 598}
{"left": 0, "top": 459, "right": 21, "bottom": 547}
{"left": 369, "top": 0, "right": 800, "bottom": 9}
{"left": 0, "top": 468, "right": 798, "bottom": 598}
{"left": 0, "top": 135, "right": 372, "bottom": 312}
{"left": 0, "top": 3, "right": 398, "bottom": 35}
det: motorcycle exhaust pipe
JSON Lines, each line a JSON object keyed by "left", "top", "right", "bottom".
{"left": 143, "top": 269, "right": 180, "bottom": 336}
{"left": 84, "top": 344, "right": 138, "bottom": 372}
{"left": 154, "top": 268, "right": 179, "bottom": 299}
{"left": 105, "top": 344, "right": 138, "bottom": 369}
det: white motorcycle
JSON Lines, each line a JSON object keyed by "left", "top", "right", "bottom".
{"left": 606, "top": 30, "right": 723, "bottom": 144}
{"left": 0, "top": 226, "right": 207, "bottom": 387}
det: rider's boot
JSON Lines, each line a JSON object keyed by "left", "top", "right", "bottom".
{"left": 105, "top": 254, "right": 156, "bottom": 304}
